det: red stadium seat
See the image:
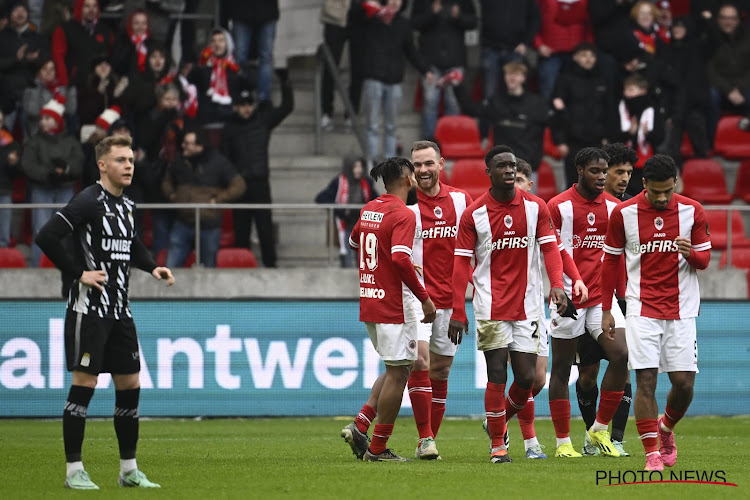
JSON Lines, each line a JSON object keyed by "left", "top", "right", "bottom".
{"left": 733, "top": 160, "right": 750, "bottom": 203}
{"left": 704, "top": 210, "right": 750, "bottom": 250}
{"left": 536, "top": 160, "right": 558, "bottom": 202}
{"left": 220, "top": 209, "right": 235, "bottom": 248}
{"left": 439, "top": 167, "right": 450, "bottom": 185}
{"left": 216, "top": 248, "right": 258, "bottom": 268}
{"left": 543, "top": 128, "right": 561, "bottom": 160}
{"left": 434, "top": 115, "right": 485, "bottom": 159}
{"left": 450, "top": 159, "right": 489, "bottom": 200}
{"left": 0, "top": 248, "right": 26, "bottom": 268}
{"left": 714, "top": 116, "right": 750, "bottom": 160}
{"left": 156, "top": 249, "right": 196, "bottom": 268}
{"left": 680, "top": 159, "right": 733, "bottom": 204}
{"left": 680, "top": 132, "right": 695, "bottom": 159}
{"left": 39, "top": 254, "right": 56, "bottom": 268}
{"left": 718, "top": 247, "right": 750, "bottom": 269}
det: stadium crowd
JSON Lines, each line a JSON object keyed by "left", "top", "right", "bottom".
{"left": 1, "top": 0, "right": 750, "bottom": 268}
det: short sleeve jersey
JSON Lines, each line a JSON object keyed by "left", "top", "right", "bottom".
{"left": 603, "top": 192, "right": 711, "bottom": 319}
{"left": 350, "top": 194, "right": 419, "bottom": 324}
{"left": 55, "top": 183, "right": 138, "bottom": 319}
{"left": 455, "top": 189, "right": 558, "bottom": 321}
{"left": 548, "top": 185, "right": 620, "bottom": 308}
{"left": 408, "top": 183, "right": 472, "bottom": 309}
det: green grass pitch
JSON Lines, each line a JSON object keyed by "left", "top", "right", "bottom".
{"left": 0, "top": 417, "right": 747, "bottom": 499}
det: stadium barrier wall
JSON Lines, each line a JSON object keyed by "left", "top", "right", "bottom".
{"left": 1, "top": 300, "right": 748, "bottom": 418}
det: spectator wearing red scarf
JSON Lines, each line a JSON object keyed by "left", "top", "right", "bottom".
{"left": 111, "top": 8, "right": 155, "bottom": 77}
{"left": 23, "top": 58, "right": 78, "bottom": 140}
{"left": 189, "top": 28, "right": 239, "bottom": 124}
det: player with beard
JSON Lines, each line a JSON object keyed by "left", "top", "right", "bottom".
{"left": 341, "top": 142, "right": 471, "bottom": 460}
{"left": 342, "top": 156, "right": 437, "bottom": 462}
{"left": 449, "top": 145, "right": 568, "bottom": 463}
{"left": 575, "top": 142, "right": 637, "bottom": 457}
{"left": 602, "top": 154, "right": 710, "bottom": 471}
{"left": 546, "top": 148, "right": 629, "bottom": 458}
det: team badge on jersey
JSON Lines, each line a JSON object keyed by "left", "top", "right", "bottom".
{"left": 654, "top": 217, "right": 664, "bottom": 231}
{"left": 434, "top": 206, "right": 443, "bottom": 219}
{"left": 587, "top": 212, "right": 595, "bottom": 226}
{"left": 504, "top": 214, "right": 513, "bottom": 228}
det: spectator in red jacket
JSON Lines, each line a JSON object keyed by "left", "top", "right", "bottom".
{"left": 51, "top": 0, "right": 114, "bottom": 86}
{"left": 534, "top": 0, "right": 593, "bottom": 100}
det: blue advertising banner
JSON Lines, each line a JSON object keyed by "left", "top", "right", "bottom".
{"left": 1, "top": 300, "right": 748, "bottom": 417}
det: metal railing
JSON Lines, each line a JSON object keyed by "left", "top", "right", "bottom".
{"left": 0, "top": 202, "right": 366, "bottom": 267}
{"left": 2, "top": 203, "right": 749, "bottom": 268}
{"left": 313, "top": 43, "right": 369, "bottom": 158}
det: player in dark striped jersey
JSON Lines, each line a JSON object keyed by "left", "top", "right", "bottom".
{"left": 36, "top": 135, "right": 174, "bottom": 490}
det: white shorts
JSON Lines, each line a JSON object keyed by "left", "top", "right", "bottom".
{"left": 417, "top": 308, "right": 457, "bottom": 357}
{"left": 366, "top": 321, "right": 418, "bottom": 366}
{"left": 625, "top": 316, "right": 698, "bottom": 373}
{"left": 549, "top": 299, "right": 626, "bottom": 341}
{"left": 538, "top": 316, "right": 549, "bottom": 357}
{"left": 476, "top": 319, "right": 540, "bottom": 354}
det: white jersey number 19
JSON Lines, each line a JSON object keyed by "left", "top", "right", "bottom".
{"left": 359, "top": 233, "right": 378, "bottom": 271}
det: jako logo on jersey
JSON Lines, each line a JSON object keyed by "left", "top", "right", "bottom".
{"left": 485, "top": 236, "right": 532, "bottom": 251}
{"left": 361, "top": 211, "right": 384, "bottom": 222}
{"left": 504, "top": 215, "right": 513, "bottom": 229}
{"left": 655, "top": 217, "right": 664, "bottom": 230}
{"left": 359, "top": 287, "right": 386, "bottom": 299}
{"left": 434, "top": 206, "right": 443, "bottom": 219}
{"left": 631, "top": 240, "right": 679, "bottom": 254}
{"left": 587, "top": 212, "right": 595, "bottom": 226}
{"left": 416, "top": 225, "right": 458, "bottom": 239}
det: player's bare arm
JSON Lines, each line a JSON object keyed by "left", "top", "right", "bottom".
{"left": 152, "top": 267, "right": 175, "bottom": 286}
{"left": 573, "top": 279, "right": 588, "bottom": 303}
{"left": 413, "top": 264, "right": 423, "bottom": 277}
{"left": 422, "top": 297, "right": 437, "bottom": 324}
{"left": 448, "top": 319, "right": 467, "bottom": 345}
{"left": 79, "top": 270, "right": 108, "bottom": 291}
{"left": 601, "top": 309, "right": 616, "bottom": 341}
{"left": 550, "top": 287, "right": 567, "bottom": 315}
{"left": 675, "top": 236, "right": 692, "bottom": 259}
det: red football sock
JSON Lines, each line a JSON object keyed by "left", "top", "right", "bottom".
{"left": 595, "top": 390, "right": 625, "bottom": 426}
{"left": 662, "top": 404, "right": 686, "bottom": 430}
{"left": 517, "top": 396, "right": 536, "bottom": 440}
{"left": 408, "top": 370, "right": 433, "bottom": 439}
{"left": 355, "top": 404, "right": 376, "bottom": 434}
{"left": 485, "top": 382, "right": 506, "bottom": 449}
{"left": 430, "top": 378, "right": 447, "bottom": 438}
{"left": 636, "top": 419, "right": 660, "bottom": 455}
{"left": 505, "top": 382, "right": 531, "bottom": 422}
{"left": 549, "top": 399, "right": 571, "bottom": 439}
{"left": 369, "top": 423, "right": 394, "bottom": 455}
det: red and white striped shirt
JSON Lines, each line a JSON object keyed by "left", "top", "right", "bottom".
{"left": 350, "top": 194, "right": 429, "bottom": 324}
{"left": 548, "top": 185, "right": 620, "bottom": 308}
{"left": 409, "top": 183, "right": 472, "bottom": 309}
{"left": 452, "top": 189, "right": 564, "bottom": 323}
{"left": 602, "top": 192, "right": 711, "bottom": 319}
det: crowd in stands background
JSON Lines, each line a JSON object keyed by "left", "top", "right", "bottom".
{"left": 2, "top": 0, "right": 750, "bottom": 264}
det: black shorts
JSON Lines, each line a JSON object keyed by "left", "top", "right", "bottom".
{"left": 64, "top": 310, "right": 141, "bottom": 375}
{"left": 576, "top": 330, "right": 607, "bottom": 367}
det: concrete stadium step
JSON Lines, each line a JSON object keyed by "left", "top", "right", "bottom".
{"left": 268, "top": 155, "right": 342, "bottom": 204}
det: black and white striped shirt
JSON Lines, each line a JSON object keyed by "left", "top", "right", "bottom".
{"left": 56, "top": 183, "right": 138, "bottom": 319}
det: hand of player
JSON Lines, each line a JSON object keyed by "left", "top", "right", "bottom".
{"left": 550, "top": 287, "right": 567, "bottom": 315}
{"left": 448, "top": 318, "right": 467, "bottom": 345}
{"left": 675, "top": 236, "right": 691, "bottom": 259}
{"left": 152, "top": 266, "right": 175, "bottom": 286}
{"left": 80, "top": 270, "right": 107, "bottom": 291}
{"left": 413, "top": 264, "right": 423, "bottom": 277}
{"left": 573, "top": 279, "right": 588, "bottom": 303}
{"left": 421, "top": 297, "right": 436, "bottom": 323}
{"left": 601, "top": 309, "right": 616, "bottom": 341}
